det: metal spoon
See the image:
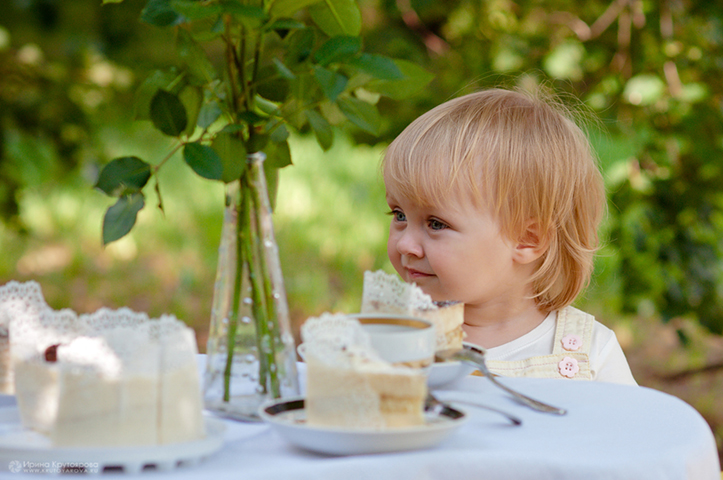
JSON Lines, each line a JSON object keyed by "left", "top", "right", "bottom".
{"left": 435, "top": 344, "right": 567, "bottom": 416}
{"left": 425, "top": 392, "right": 522, "bottom": 426}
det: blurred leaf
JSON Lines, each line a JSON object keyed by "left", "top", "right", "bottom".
{"left": 102, "top": 193, "right": 145, "bottom": 245}
{"left": 272, "top": 58, "right": 296, "bottom": 80}
{"left": 95, "top": 157, "right": 152, "bottom": 196}
{"left": 179, "top": 85, "right": 203, "bottom": 136}
{"left": 285, "top": 28, "right": 315, "bottom": 65}
{"left": 247, "top": 132, "right": 270, "bottom": 153}
{"left": 256, "top": 65, "right": 290, "bottom": 102}
{"left": 219, "top": 1, "right": 266, "bottom": 27}
{"left": 170, "top": 0, "right": 222, "bottom": 20}
{"left": 305, "top": 109, "right": 333, "bottom": 150}
{"left": 313, "top": 36, "right": 362, "bottom": 66}
{"left": 269, "top": 0, "right": 323, "bottom": 19}
{"left": 264, "top": 138, "right": 292, "bottom": 169}
{"left": 183, "top": 142, "right": 224, "bottom": 180}
{"left": 346, "top": 53, "right": 404, "bottom": 80}
{"left": 212, "top": 132, "right": 247, "bottom": 183}
{"left": 141, "top": 0, "right": 182, "bottom": 27}
{"left": 177, "top": 28, "right": 217, "bottom": 83}
{"left": 365, "top": 59, "right": 433, "bottom": 99}
{"left": 150, "top": 90, "right": 188, "bottom": 137}
{"left": 313, "top": 66, "right": 348, "bottom": 101}
{"left": 198, "top": 101, "right": 223, "bottom": 129}
{"left": 133, "top": 69, "right": 185, "bottom": 120}
{"left": 266, "top": 18, "right": 306, "bottom": 34}
{"left": 102, "top": 0, "right": 124, "bottom": 3}
{"left": 337, "top": 96, "right": 380, "bottom": 135}
{"left": 309, "top": 0, "right": 361, "bottom": 37}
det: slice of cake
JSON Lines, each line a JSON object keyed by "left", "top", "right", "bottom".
{"left": 4, "top": 281, "right": 205, "bottom": 447}
{"left": 361, "top": 270, "right": 466, "bottom": 351}
{"left": 300, "top": 313, "right": 427, "bottom": 429}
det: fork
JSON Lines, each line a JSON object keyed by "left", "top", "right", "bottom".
{"left": 436, "top": 345, "right": 568, "bottom": 416}
{"left": 425, "top": 392, "right": 522, "bottom": 426}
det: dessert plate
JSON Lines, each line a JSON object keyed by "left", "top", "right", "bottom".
{"left": 259, "top": 397, "right": 467, "bottom": 456}
{"left": 0, "top": 406, "right": 225, "bottom": 474}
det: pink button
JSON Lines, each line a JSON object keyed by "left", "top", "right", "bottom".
{"left": 558, "top": 357, "right": 579, "bottom": 378}
{"left": 561, "top": 334, "right": 582, "bottom": 351}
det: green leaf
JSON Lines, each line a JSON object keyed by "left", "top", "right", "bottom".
{"left": 272, "top": 58, "right": 296, "bottom": 80}
{"left": 95, "top": 157, "right": 152, "bottom": 196}
{"left": 177, "top": 28, "right": 217, "bottom": 83}
{"left": 179, "top": 85, "right": 203, "bottom": 136}
{"left": 337, "top": 96, "right": 380, "bottom": 135}
{"left": 285, "top": 28, "right": 315, "bottom": 65}
{"left": 263, "top": 139, "right": 292, "bottom": 169}
{"left": 346, "top": 53, "right": 404, "bottom": 80}
{"left": 309, "top": 0, "right": 361, "bottom": 37}
{"left": 305, "top": 109, "right": 333, "bottom": 150}
{"left": 141, "top": 0, "right": 182, "bottom": 27}
{"left": 198, "top": 101, "right": 223, "bottom": 129}
{"left": 256, "top": 65, "right": 290, "bottom": 102}
{"left": 269, "top": 0, "right": 323, "bottom": 19}
{"left": 150, "top": 90, "right": 188, "bottom": 137}
{"left": 170, "top": 0, "right": 222, "bottom": 20}
{"left": 220, "top": 0, "right": 266, "bottom": 27}
{"left": 313, "top": 66, "right": 347, "bottom": 102}
{"left": 102, "top": 0, "right": 124, "bottom": 4}
{"left": 102, "top": 193, "right": 145, "bottom": 245}
{"left": 212, "top": 132, "right": 247, "bottom": 183}
{"left": 365, "top": 59, "right": 434, "bottom": 100}
{"left": 313, "top": 36, "right": 362, "bottom": 66}
{"left": 247, "top": 132, "right": 270, "bottom": 153}
{"left": 183, "top": 142, "right": 224, "bottom": 180}
{"left": 133, "top": 69, "right": 185, "bottom": 120}
{"left": 266, "top": 18, "right": 306, "bottom": 34}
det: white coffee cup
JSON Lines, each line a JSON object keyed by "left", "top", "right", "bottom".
{"left": 347, "top": 313, "right": 436, "bottom": 368}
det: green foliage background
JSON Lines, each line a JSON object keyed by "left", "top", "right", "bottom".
{"left": 1, "top": 0, "right": 723, "bottom": 458}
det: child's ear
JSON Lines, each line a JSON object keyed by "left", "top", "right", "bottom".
{"left": 512, "top": 220, "right": 549, "bottom": 265}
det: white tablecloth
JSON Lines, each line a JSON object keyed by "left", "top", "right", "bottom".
{"left": 1, "top": 368, "right": 720, "bottom": 479}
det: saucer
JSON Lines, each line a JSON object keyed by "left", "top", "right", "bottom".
{"left": 259, "top": 397, "right": 466, "bottom": 456}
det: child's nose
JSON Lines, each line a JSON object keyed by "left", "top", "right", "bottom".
{"left": 396, "top": 228, "right": 424, "bottom": 258}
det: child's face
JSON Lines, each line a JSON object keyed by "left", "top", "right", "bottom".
{"left": 386, "top": 188, "right": 529, "bottom": 308}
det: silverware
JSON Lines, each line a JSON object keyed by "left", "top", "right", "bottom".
{"left": 435, "top": 344, "right": 567, "bottom": 416}
{"left": 425, "top": 392, "right": 522, "bottom": 426}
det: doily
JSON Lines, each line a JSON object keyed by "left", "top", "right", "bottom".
{"left": 0, "top": 280, "right": 204, "bottom": 446}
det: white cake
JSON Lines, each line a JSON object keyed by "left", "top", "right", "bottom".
{"left": 1, "top": 280, "right": 205, "bottom": 447}
{"left": 300, "top": 313, "right": 427, "bottom": 429}
{"left": 361, "top": 270, "right": 466, "bottom": 351}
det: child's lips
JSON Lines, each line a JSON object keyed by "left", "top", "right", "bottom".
{"left": 405, "top": 267, "right": 433, "bottom": 279}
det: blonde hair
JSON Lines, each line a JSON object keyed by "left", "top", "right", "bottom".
{"left": 382, "top": 87, "right": 606, "bottom": 311}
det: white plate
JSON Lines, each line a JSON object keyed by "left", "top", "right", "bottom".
{"left": 427, "top": 361, "right": 477, "bottom": 388}
{"left": 259, "top": 397, "right": 467, "bottom": 456}
{"left": 0, "top": 407, "right": 225, "bottom": 474}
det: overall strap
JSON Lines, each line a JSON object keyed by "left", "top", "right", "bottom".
{"left": 484, "top": 307, "right": 595, "bottom": 380}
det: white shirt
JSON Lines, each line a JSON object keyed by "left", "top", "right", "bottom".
{"left": 485, "top": 311, "right": 638, "bottom": 385}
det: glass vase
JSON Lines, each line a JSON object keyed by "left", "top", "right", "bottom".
{"left": 203, "top": 152, "right": 299, "bottom": 421}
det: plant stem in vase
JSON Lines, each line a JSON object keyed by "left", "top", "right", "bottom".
{"left": 204, "top": 153, "right": 299, "bottom": 421}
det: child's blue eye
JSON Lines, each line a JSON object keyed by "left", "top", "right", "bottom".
{"left": 429, "top": 219, "right": 447, "bottom": 230}
{"left": 388, "top": 209, "right": 406, "bottom": 222}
